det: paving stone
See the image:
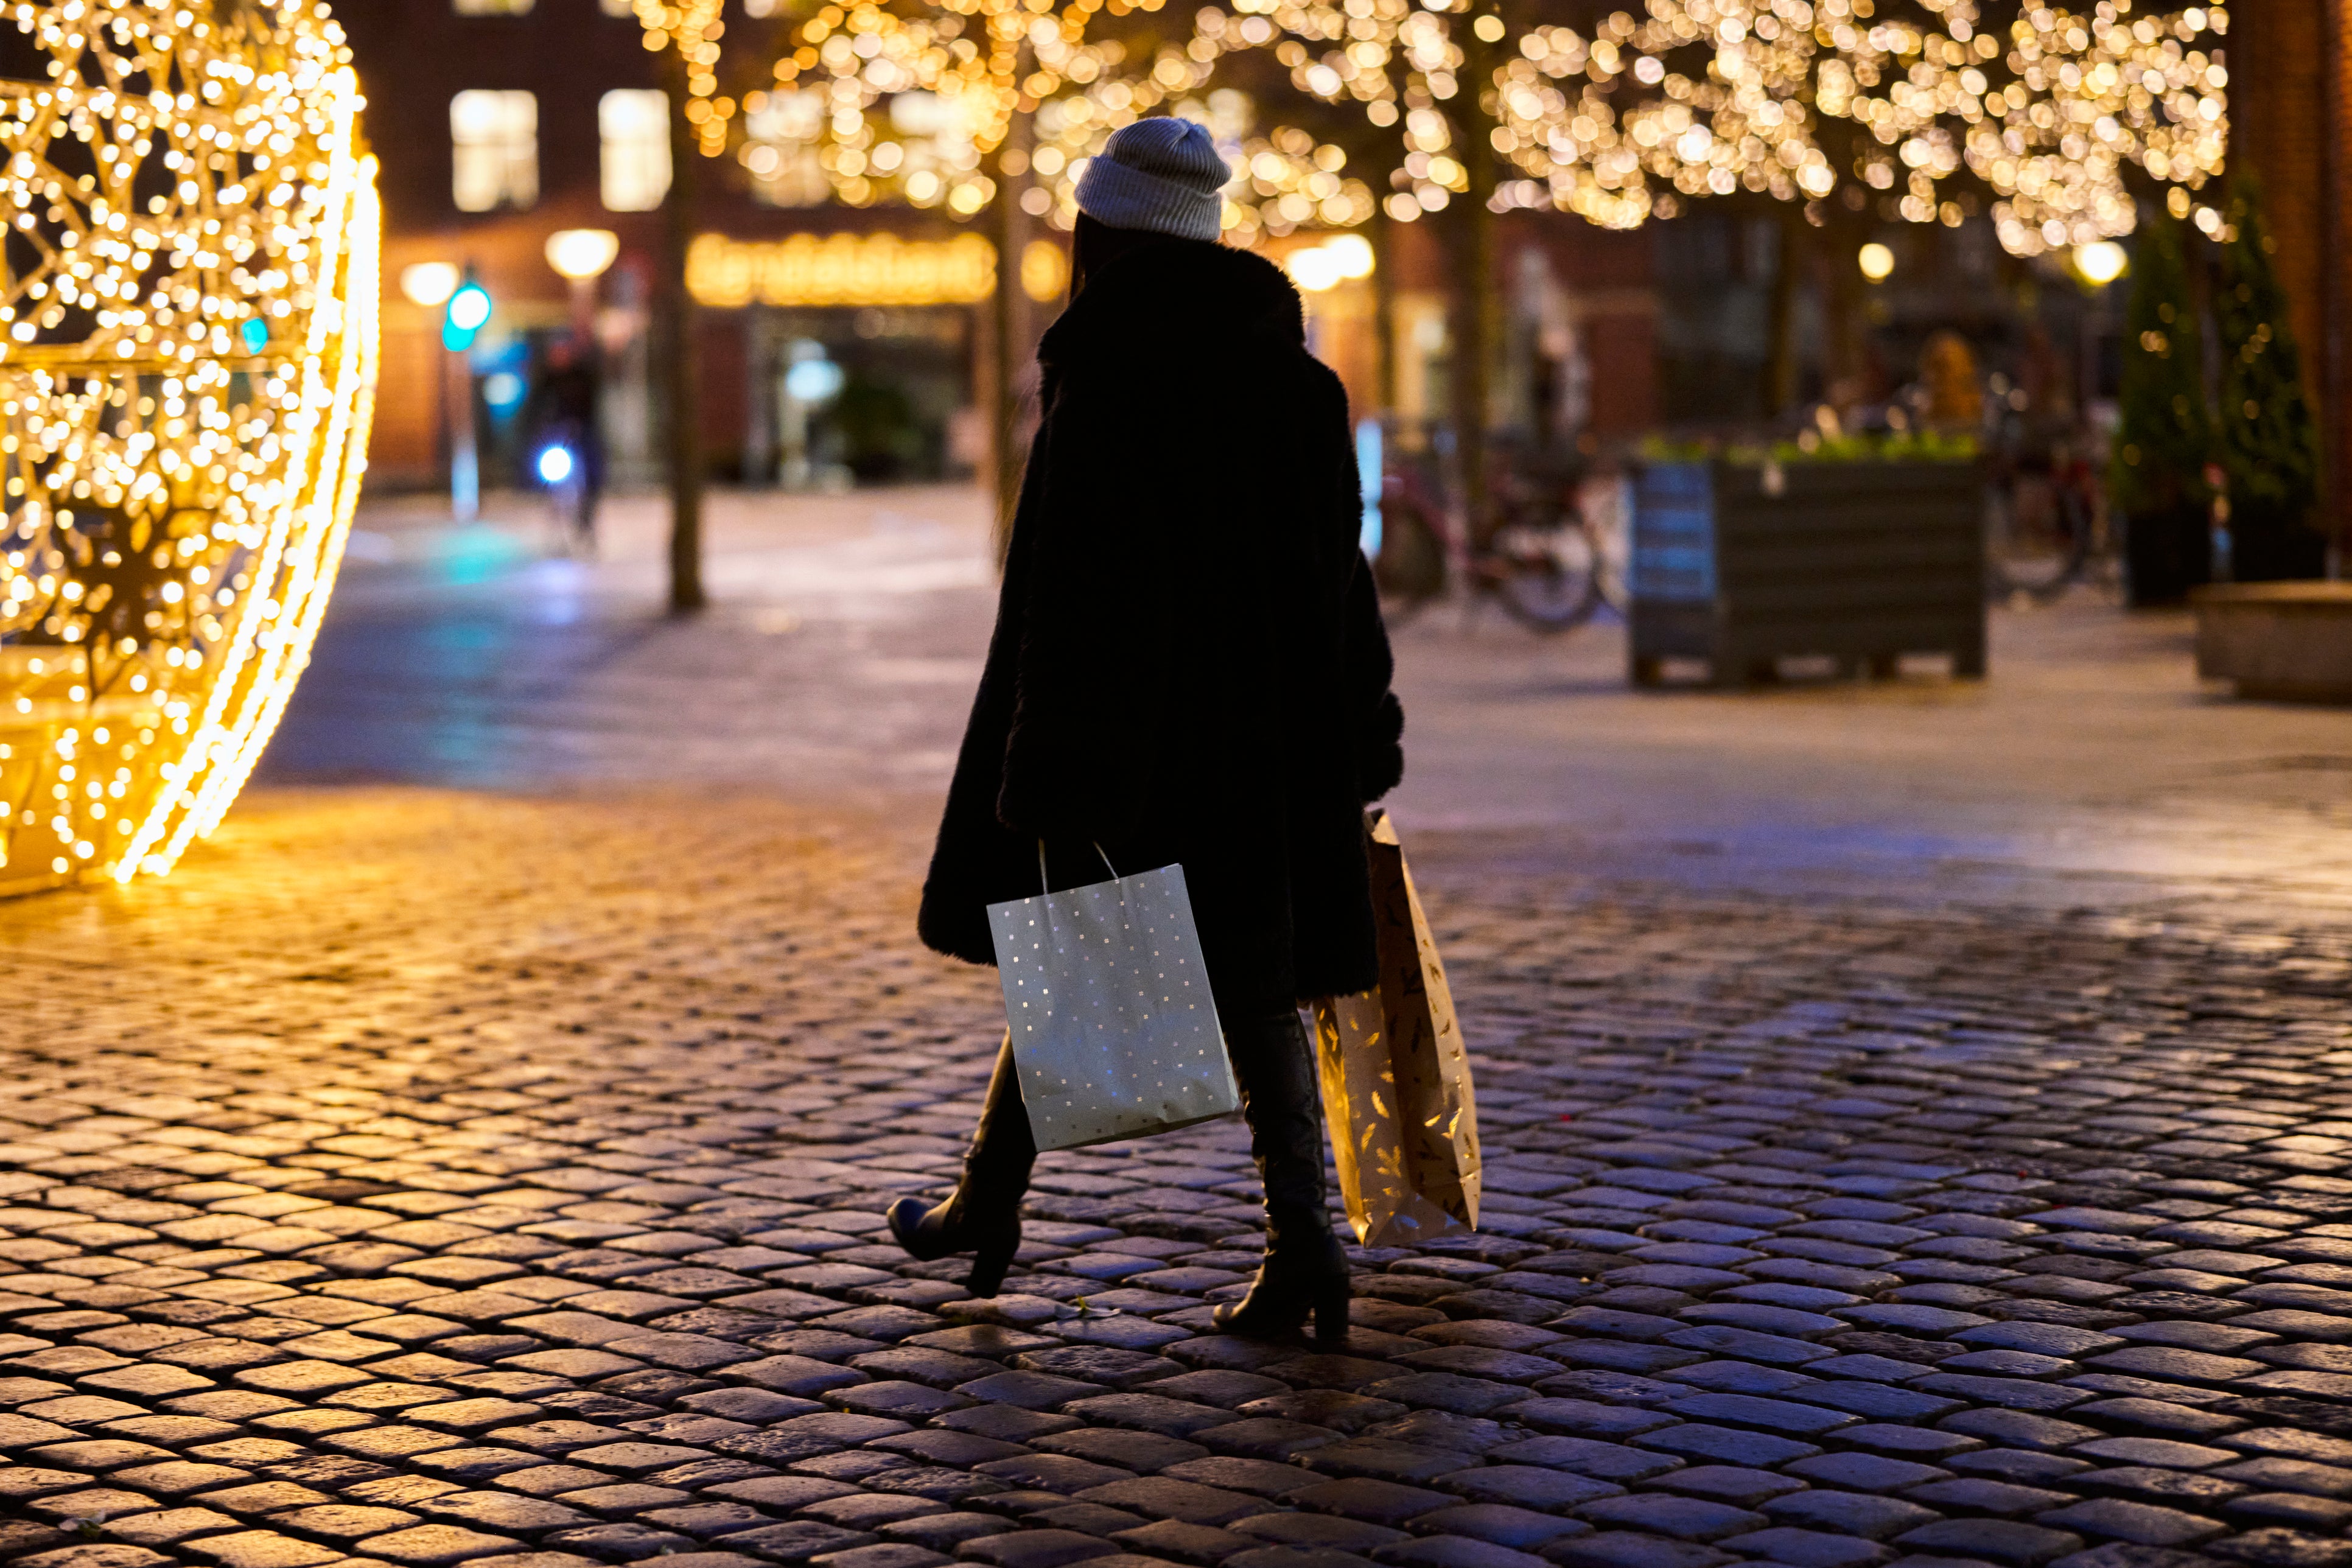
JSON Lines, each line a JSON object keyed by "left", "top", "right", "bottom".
{"left": 178, "top": 1530, "right": 347, "bottom": 1568}
{"left": 1717, "top": 1528, "right": 1892, "bottom": 1568}
{"left": 357, "top": 1524, "right": 526, "bottom": 1564}
{"left": 1227, "top": 1512, "right": 1404, "bottom": 1559}
{"left": 1216, "top": 1552, "right": 1370, "bottom": 1568}
{"left": 1371, "top": 1536, "right": 1552, "bottom": 1568}
{"left": 1905, "top": 1480, "right": 2075, "bottom": 1517}
{"left": 1545, "top": 1531, "right": 1735, "bottom": 1568}
{"left": 1408, "top": 1507, "right": 1587, "bottom": 1550}
{"left": 1894, "top": 1521, "right": 2086, "bottom": 1567}
{"left": 954, "top": 1530, "right": 1121, "bottom": 1568}
{"left": 1287, "top": 1478, "right": 1455, "bottom": 1527}
{"left": 1573, "top": 1497, "right": 1766, "bottom": 1544}
{"left": 15, "top": 1549, "right": 176, "bottom": 1568}
{"left": 881, "top": 1514, "right": 1021, "bottom": 1551}
{"left": 1758, "top": 1492, "right": 1941, "bottom": 1542}
{"left": 2032, "top": 1501, "right": 2227, "bottom": 1548}
{"left": 1632, "top": 1425, "right": 1819, "bottom": 1468}
{"left": 1109, "top": 1517, "right": 1251, "bottom": 1564}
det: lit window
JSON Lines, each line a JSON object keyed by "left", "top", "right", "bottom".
{"left": 455, "top": 0, "right": 533, "bottom": 12}
{"left": 599, "top": 0, "right": 632, "bottom": 14}
{"left": 601, "top": 89, "right": 671, "bottom": 212}
{"left": 450, "top": 90, "right": 537, "bottom": 212}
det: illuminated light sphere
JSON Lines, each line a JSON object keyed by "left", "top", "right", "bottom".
{"left": 0, "top": 0, "right": 378, "bottom": 895}
{"left": 2074, "top": 240, "right": 2129, "bottom": 287}
{"left": 1858, "top": 242, "right": 1896, "bottom": 281}
{"left": 401, "top": 262, "right": 461, "bottom": 307}
{"left": 546, "top": 228, "right": 623, "bottom": 282}
{"left": 1287, "top": 246, "right": 1343, "bottom": 292}
{"left": 537, "top": 446, "right": 576, "bottom": 485}
{"left": 1324, "top": 234, "right": 1375, "bottom": 280}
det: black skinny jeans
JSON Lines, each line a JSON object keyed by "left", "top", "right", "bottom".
{"left": 968, "top": 1001, "right": 1326, "bottom": 1223}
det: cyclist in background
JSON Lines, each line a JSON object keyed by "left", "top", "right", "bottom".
{"left": 525, "top": 335, "right": 604, "bottom": 552}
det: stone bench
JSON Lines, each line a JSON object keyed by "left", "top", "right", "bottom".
{"left": 2193, "top": 581, "right": 2352, "bottom": 701}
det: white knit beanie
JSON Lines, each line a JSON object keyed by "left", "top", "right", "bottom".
{"left": 1074, "top": 118, "right": 1230, "bottom": 242}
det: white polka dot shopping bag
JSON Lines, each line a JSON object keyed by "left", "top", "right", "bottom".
{"left": 986, "top": 843, "right": 1242, "bottom": 1152}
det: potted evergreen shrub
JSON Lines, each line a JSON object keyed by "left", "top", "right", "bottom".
{"left": 2109, "top": 212, "right": 2213, "bottom": 607}
{"left": 2216, "top": 175, "right": 2328, "bottom": 583}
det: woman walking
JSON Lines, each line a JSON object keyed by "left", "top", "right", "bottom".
{"left": 889, "top": 117, "right": 1405, "bottom": 1343}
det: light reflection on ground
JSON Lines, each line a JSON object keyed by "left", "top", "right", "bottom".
{"left": 268, "top": 483, "right": 2352, "bottom": 919}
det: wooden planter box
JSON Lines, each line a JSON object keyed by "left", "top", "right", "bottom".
{"left": 1630, "top": 460, "right": 1987, "bottom": 687}
{"left": 2193, "top": 582, "right": 2352, "bottom": 702}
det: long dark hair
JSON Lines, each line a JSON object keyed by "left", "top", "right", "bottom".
{"left": 1068, "top": 212, "right": 1178, "bottom": 299}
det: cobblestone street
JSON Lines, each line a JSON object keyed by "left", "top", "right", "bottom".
{"left": 10, "top": 489, "right": 2352, "bottom": 1568}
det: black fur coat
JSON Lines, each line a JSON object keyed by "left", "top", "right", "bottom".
{"left": 917, "top": 237, "right": 1404, "bottom": 1009}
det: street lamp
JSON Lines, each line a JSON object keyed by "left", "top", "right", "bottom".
{"left": 547, "top": 228, "right": 621, "bottom": 281}
{"left": 2073, "top": 240, "right": 2127, "bottom": 287}
{"left": 401, "top": 261, "right": 460, "bottom": 309}
{"left": 547, "top": 228, "right": 621, "bottom": 339}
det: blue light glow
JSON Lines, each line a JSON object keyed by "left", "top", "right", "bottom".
{"left": 785, "top": 358, "right": 845, "bottom": 403}
{"left": 537, "top": 446, "right": 575, "bottom": 485}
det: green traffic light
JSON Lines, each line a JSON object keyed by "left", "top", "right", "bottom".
{"left": 443, "top": 279, "right": 492, "bottom": 351}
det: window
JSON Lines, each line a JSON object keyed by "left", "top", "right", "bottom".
{"left": 454, "top": 0, "right": 533, "bottom": 12}
{"left": 601, "top": 89, "right": 671, "bottom": 211}
{"left": 450, "top": 90, "right": 537, "bottom": 212}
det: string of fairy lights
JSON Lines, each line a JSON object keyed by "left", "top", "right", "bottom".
{"left": 635, "top": 0, "right": 2225, "bottom": 261}
{"left": 0, "top": 0, "right": 378, "bottom": 893}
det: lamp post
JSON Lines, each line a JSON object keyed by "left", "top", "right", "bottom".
{"left": 2073, "top": 240, "right": 2128, "bottom": 426}
{"left": 399, "top": 261, "right": 486, "bottom": 523}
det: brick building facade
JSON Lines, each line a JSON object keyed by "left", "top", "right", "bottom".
{"left": 2231, "top": 0, "right": 2352, "bottom": 550}
{"left": 334, "top": 0, "right": 1659, "bottom": 496}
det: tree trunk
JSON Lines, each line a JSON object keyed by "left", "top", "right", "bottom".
{"left": 660, "top": 57, "right": 705, "bottom": 615}
{"left": 988, "top": 93, "right": 1032, "bottom": 563}
{"left": 1762, "top": 208, "right": 1803, "bottom": 417}
{"left": 1373, "top": 208, "right": 1399, "bottom": 417}
{"left": 1453, "top": 26, "right": 1500, "bottom": 549}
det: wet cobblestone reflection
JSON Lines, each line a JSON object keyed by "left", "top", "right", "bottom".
{"left": 7, "top": 787, "right": 2352, "bottom": 1568}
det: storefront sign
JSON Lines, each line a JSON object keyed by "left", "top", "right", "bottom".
{"left": 688, "top": 231, "right": 996, "bottom": 309}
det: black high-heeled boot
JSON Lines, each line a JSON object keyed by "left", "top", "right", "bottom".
{"left": 1215, "top": 1007, "right": 1350, "bottom": 1344}
{"left": 887, "top": 1036, "right": 1035, "bottom": 1298}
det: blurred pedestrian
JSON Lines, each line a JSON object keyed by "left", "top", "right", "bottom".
{"left": 889, "top": 116, "right": 1405, "bottom": 1344}
{"left": 524, "top": 334, "right": 604, "bottom": 551}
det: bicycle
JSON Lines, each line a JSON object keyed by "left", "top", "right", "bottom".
{"left": 534, "top": 433, "right": 597, "bottom": 558}
{"left": 1372, "top": 433, "right": 1621, "bottom": 634}
{"left": 1984, "top": 432, "right": 2106, "bottom": 604}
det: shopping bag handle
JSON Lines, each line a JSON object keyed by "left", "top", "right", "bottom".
{"left": 1037, "top": 839, "right": 1119, "bottom": 894}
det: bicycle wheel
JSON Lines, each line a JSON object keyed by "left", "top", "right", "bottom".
{"left": 1491, "top": 519, "right": 1602, "bottom": 632}
{"left": 1375, "top": 496, "right": 1446, "bottom": 623}
{"left": 1985, "top": 474, "right": 2088, "bottom": 602}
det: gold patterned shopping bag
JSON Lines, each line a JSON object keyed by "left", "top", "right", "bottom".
{"left": 1311, "top": 811, "right": 1482, "bottom": 1245}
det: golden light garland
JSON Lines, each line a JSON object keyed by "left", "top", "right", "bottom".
{"left": 0, "top": 0, "right": 377, "bottom": 895}
{"left": 634, "top": 0, "right": 735, "bottom": 158}
{"left": 726, "top": 0, "right": 2224, "bottom": 265}
{"left": 1179, "top": 0, "right": 2225, "bottom": 254}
